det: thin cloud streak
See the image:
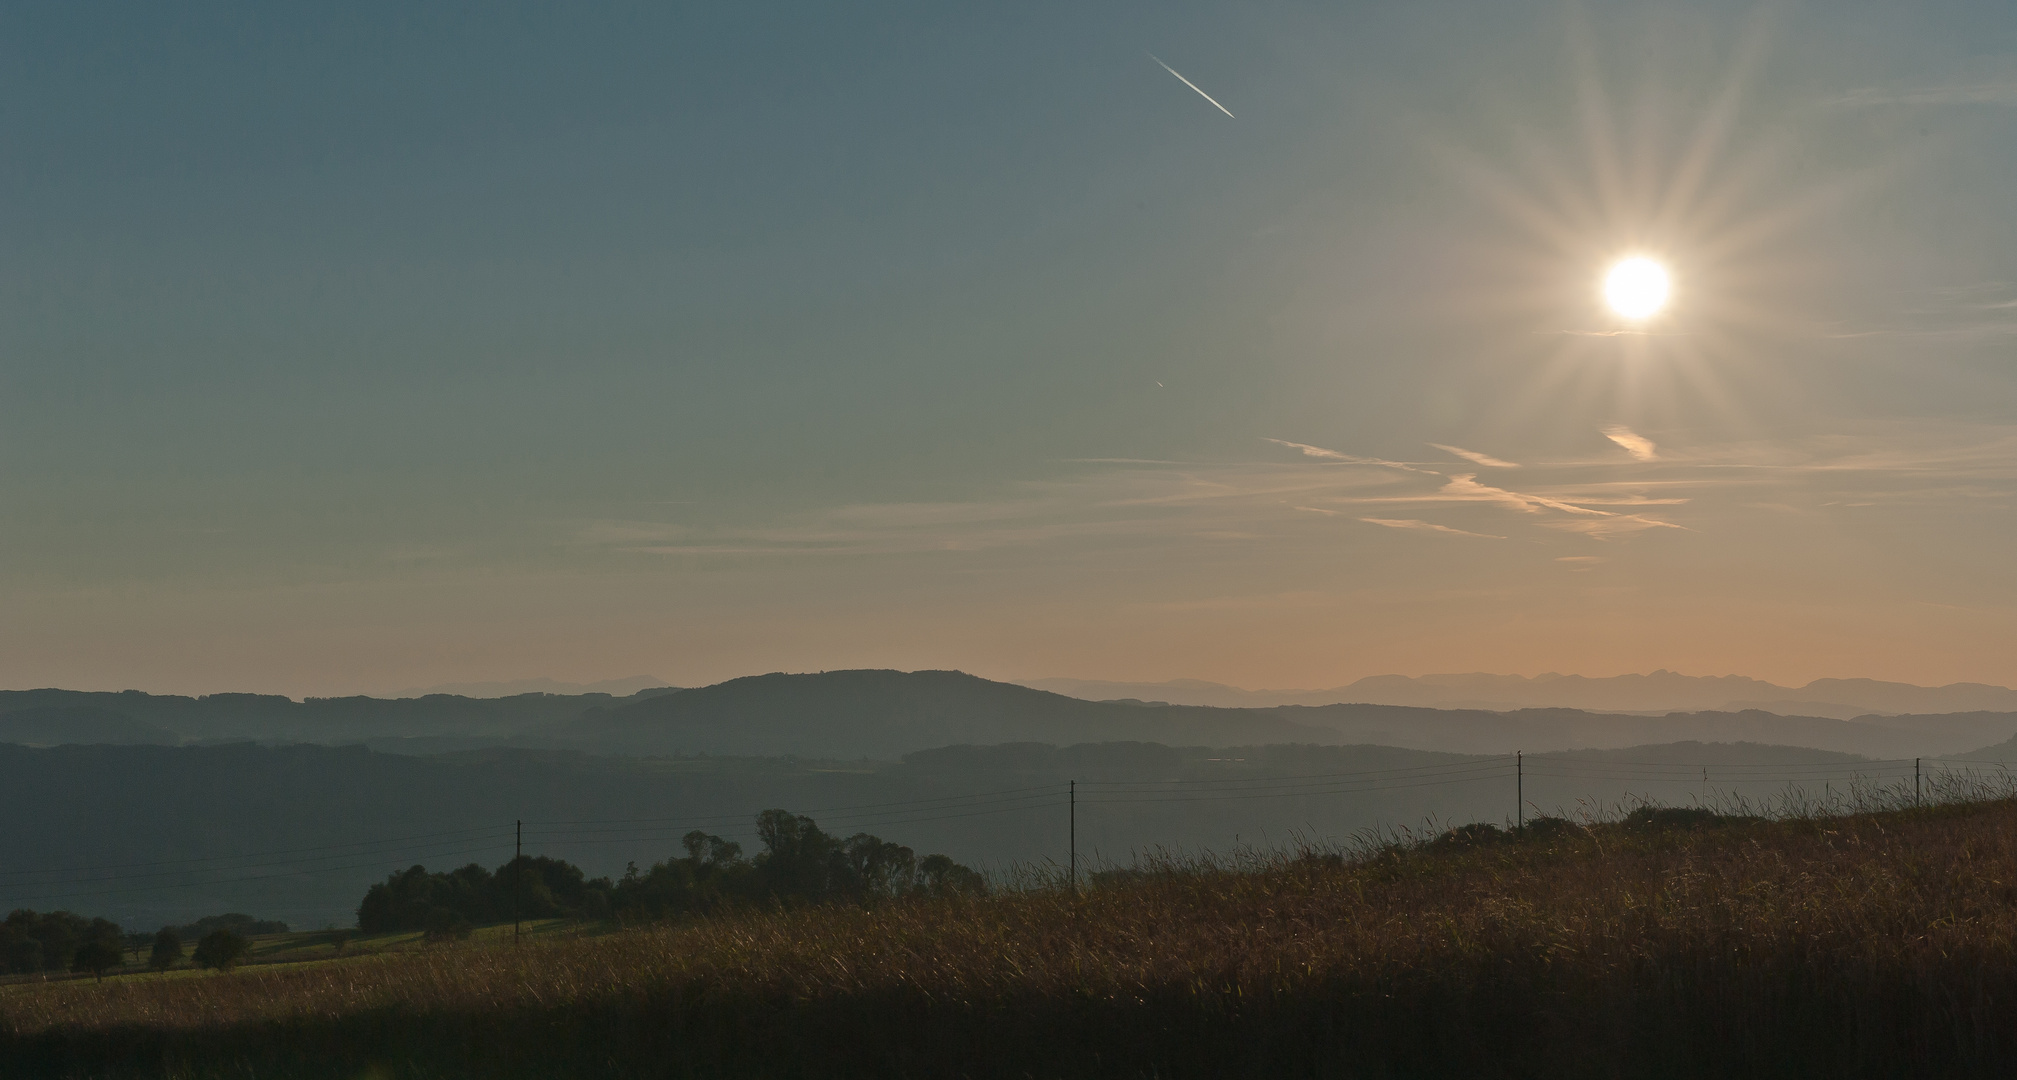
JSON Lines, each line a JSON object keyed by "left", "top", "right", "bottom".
{"left": 1835, "top": 83, "right": 2017, "bottom": 107}
{"left": 1261, "top": 438, "right": 1435, "bottom": 474}
{"left": 1149, "top": 54, "right": 1235, "bottom": 117}
{"left": 1430, "top": 443, "right": 1521, "bottom": 469}
{"left": 1359, "top": 518, "right": 1505, "bottom": 540}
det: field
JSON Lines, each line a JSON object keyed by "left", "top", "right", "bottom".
{"left": 7, "top": 798, "right": 2017, "bottom": 1078}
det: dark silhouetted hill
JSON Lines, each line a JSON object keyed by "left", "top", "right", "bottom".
{"left": 548, "top": 669, "right": 2016, "bottom": 759}
{"left": 0, "top": 706, "right": 177, "bottom": 746}
{"left": 541, "top": 670, "right": 1329, "bottom": 758}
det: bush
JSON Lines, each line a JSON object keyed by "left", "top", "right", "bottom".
{"left": 191, "top": 929, "right": 247, "bottom": 972}
{"left": 1521, "top": 815, "right": 1581, "bottom": 840}
{"left": 1620, "top": 806, "right": 1723, "bottom": 832}
{"left": 422, "top": 908, "right": 473, "bottom": 942}
{"left": 1428, "top": 821, "right": 1510, "bottom": 851}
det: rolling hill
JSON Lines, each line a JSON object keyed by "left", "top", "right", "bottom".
{"left": 538, "top": 669, "right": 1330, "bottom": 758}
{"left": 533, "top": 670, "right": 2017, "bottom": 760}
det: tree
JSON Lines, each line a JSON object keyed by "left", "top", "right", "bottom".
{"left": 148, "top": 927, "right": 183, "bottom": 971}
{"left": 753, "top": 810, "right": 843, "bottom": 901}
{"left": 191, "top": 928, "right": 248, "bottom": 971}
{"left": 919, "top": 854, "right": 987, "bottom": 897}
{"left": 71, "top": 938, "right": 124, "bottom": 980}
{"left": 841, "top": 833, "right": 916, "bottom": 900}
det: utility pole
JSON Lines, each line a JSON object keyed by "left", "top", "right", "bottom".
{"left": 1069, "top": 780, "right": 1077, "bottom": 894}
{"left": 1516, "top": 752, "right": 1522, "bottom": 832}
{"left": 1916, "top": 758, "right": 1922, "bottom": 808}
{"left": 513, "top": 819, "right": 522, "bottom": 944}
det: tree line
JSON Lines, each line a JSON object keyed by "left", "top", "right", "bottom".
{"left": 2, "top": 910, "right": 256, "bottom": 979}
{"left": 359, "top": 809, "right": 987, "bottom": 934}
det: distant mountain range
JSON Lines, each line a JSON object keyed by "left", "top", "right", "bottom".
{"left": 0, "top": 687, "right": 673, "bottom": 746}
{"left": 391, "top": 676, "right": 675, "bottom": 698}
{"left": 541, "top": 671, "right": 2017, "bottom": 760}
{"left": 5, "top": 670, "right": 2017, "bottom": 761}
{"left": 1020, "top": 672, "right": 2017, "bottom": 719}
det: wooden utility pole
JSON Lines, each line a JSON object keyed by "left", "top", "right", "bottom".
{"left": 513, "top": 819, "right": 522, "bottom": 944}
{"left": 1915, "top": 758, "right": 1922, "bottom": 808}
{"left": 1516, "top": 752, "right": 1522, "bottom": 832}
{"left": 1069, "top": 780, "right": 1077, "bottom": 893}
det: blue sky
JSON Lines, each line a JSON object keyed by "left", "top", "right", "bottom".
{"left": 5, "top": 1, "right": 2017, "bottom": 695}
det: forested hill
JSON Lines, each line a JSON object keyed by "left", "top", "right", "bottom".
{"left": 550, "top": 670, "right": 1329, "bottom": 758}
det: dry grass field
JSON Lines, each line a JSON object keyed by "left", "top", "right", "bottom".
{"left": 8, "top": 796, "right": 2017, "bottom": 1078}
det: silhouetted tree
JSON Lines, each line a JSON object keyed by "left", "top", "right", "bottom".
{"left": 148, "top": 927, "right": 182, "bottom": 971}
{"left": 841, "top": 833, "right": 916, "bottom": 899}
{"left": 919, "top": 853, "right": 987, "bottom": 897}
{"left": 192, "top": 928, "right": 248, "bottom": 971}
{"left": 754, "top": 809, "right": 844, "bottom": 901}
{"left": 71, "top": 938, "right": 123, "bottom": 980}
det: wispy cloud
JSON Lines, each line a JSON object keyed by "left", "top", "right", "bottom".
{"left": 576, "top": 422, "right": 2017, "bottom": 566}
{"left": 1264, "top": 438, "right": 1354, "bottom": 461}
{"left": 1543, "top": 515, "right": 1687, "bottom": 540}
{"left": 1822, "top": 281, "right": 2017, "bottom": 341}
{"left": 1359, "top": 518, "right": 1505, "bottom": 540}
{"left": 1430, "top": 443, "right": 1520, "bottom": 469}
{"left": 1602, "top": 425, "right": 1660, "bottom": 462}
{"left": 1261, "top": 438, "right": 1432, "bottom": 473}
{"left": 1435, "top": 474, "right": 1611, "bottom": 517}
{"left": 1835, "top": 83, "right": 2017, "bottom": 107}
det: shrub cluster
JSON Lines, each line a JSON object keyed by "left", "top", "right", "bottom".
{"left": 357, "top": 809, "right": 984, "bottom": 933}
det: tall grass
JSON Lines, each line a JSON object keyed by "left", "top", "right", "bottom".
{"left": 10, "top": 794, "right": 2017, "bottom": 1077}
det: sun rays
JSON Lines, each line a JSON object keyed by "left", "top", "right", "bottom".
{"left": 1412, "top": 6, "right": 1878, "bottom": 446}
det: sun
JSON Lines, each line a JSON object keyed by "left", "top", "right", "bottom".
{"left": 1602, "top": 257, "right": 1671, "bottom": 319}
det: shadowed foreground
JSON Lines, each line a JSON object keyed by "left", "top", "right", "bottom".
{"left": 7, "top": 801, "right": 2017, "bottom": 1078}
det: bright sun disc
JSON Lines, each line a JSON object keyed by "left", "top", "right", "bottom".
{"left": 1602, "top": 257, "right": 1670, "bottom": 319}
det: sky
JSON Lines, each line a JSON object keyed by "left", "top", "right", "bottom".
{"left": 4, "top": 1, "right": 2017, "bottom": 696}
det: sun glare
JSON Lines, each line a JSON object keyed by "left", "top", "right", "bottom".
{"left": 1602, "top": 257, "right": 1671, "bottom": 319}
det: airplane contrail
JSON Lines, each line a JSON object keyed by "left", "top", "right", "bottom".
{"left": 1149, "top": 54, "right": 1234, "bottom": 118}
